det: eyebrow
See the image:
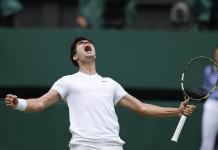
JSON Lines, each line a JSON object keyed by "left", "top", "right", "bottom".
{"left": 77, "top": 40, "right": 90, "bottom": 44}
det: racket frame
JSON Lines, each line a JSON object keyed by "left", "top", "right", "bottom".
{"left": 171, "top": 56, "right": 218, "bottom": 143}
{"left": 181, "top": 56, "right": 218, "bottom": 102}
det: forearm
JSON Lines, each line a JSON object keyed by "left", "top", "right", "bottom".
{"left": 140, "top": 103, "right": 181, "bottom": 117}
{"left": 119, "top": 94, "right": 186, "bottom": 118}
{"left": 24, "top": 98, "right": 45, "bottom": 112}
{"left": 19, "top": 89, "right": 60, "bottom": 112}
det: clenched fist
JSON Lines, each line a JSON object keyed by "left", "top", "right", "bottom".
{"left": 4, "top": 94, "right": 18, "bottom": 108}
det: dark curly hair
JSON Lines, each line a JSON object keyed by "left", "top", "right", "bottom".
{"left": 70, "top": 36, "right": 93, "bottom": 67}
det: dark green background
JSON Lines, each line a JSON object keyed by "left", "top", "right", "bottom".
{"left": 0, "top": 28, "right": 218, "bottom": 89}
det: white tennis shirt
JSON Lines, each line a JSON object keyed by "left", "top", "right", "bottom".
{"left": 51, "top": 72, "right": 127, "bottom": 148}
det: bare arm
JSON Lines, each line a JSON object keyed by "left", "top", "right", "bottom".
{"left": 5, "top": 89, "right": 61, "bottom": 112}
{"left": 118, "top": 94, "right": 195, "bottom": 117}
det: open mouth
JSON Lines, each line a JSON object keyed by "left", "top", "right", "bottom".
{"left": 84, "top": 46, "right": 92, "bottom": 52}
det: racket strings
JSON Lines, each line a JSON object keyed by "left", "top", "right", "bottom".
{"left": 186, "top": 88, "right": 208, "bottom": 99}
{"left": 183, "top": 57, "right": 218, "bottom": 100}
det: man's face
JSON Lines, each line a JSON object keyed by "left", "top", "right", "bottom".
{"left": 73, "top": 40, "right": 96, "bottom": 64}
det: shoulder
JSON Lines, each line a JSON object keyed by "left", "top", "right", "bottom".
{"left": 101, "top": 77, "right": 122, "bottom": 86}
{"left": 102, "top": 77, "right": 115, "bottom": 82}
{"left": 56, "top": 73, "right": 79, "bottom": 82}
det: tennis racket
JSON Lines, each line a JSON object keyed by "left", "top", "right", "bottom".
{"left": 171, "top": 56, "right": 218, "bottom": 143}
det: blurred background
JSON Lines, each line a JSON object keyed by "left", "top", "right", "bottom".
{"left": 0, "top": 0, "right": 218, "bottom": 150}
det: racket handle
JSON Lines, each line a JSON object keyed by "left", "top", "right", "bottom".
{"left": 171, "top": 115, "right": 187, "bottom": 143}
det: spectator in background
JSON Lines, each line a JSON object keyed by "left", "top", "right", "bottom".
{"left": 170, "top": 1, "right": 191, "bottom": 29}
{"left": 209, "top": 0, "right": 218, "bottom": 30}
{"left": 200, "top": 46, "right": 218, "bottom": 150}
{"left": 0, "top": 0, "right": 23, "bottom": 27}
{"left": 187, "top": 0, "right": 218, "bottom": 30}
{"left": 76, "top": 0, "right": 136, "bottom": 29}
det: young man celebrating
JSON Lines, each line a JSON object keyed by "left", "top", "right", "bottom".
{"left": 4, "top": 36, "right": 195, "bottom": 150}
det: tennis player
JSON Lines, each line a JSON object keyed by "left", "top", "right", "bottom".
{"left": 4, "top": 36, "right": 195, "bottom": 150}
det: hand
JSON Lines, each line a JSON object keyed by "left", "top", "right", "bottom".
{"left": 179, "top": 98, "right": 196, "bottom": 116}
{"left": 5, "top": 94, "right": 18, "bottom": 109}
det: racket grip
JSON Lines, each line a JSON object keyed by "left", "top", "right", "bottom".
{"left": 171, "top": 115, "right": 187, "bottom": 143}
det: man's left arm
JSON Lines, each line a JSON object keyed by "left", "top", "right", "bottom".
{"left": 117, "top": 94, "right": 195, "bottom": 117}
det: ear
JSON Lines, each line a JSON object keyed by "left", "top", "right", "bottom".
{"left": 73, "top": 54, "right": 78, "bottom": 61}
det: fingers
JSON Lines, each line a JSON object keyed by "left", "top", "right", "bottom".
{"left": 183, "top": 105, "right": 196, "bottom": 116}
{"left": 181, "top": 97, "right": 196, "bottom": 116}
{"left": 178, "top": 97, "right": 196, "bottom": 116}
{"left": 4, "top": 94, "right": 18, "bottom": 108}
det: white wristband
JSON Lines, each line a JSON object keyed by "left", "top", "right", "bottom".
{"left": 15, "top": 98, "right": 27, "bottom": 111}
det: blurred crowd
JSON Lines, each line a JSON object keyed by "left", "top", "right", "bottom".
{"left": 76, "top": 0, "right": 136, "bottom": 29}
{"left": 170, "top": 0, "right": 218, "bottom": 30}
{"left": 0, "top": 0, "right": 23, "bottom": 27}
{"left": 0, "top": 0, "right": 218, "bottom": 30}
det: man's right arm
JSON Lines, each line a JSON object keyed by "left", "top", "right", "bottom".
{"left": 4, "top": 89, "right": 61, "bottom": 112}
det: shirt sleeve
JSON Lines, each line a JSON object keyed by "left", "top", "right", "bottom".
{"left": 51, "top": 77, "right": 68, "bottom": 101}
{"left": 113, "top": 80, "right": 127, "bottom": 105}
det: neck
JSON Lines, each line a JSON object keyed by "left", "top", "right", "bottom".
{"left": 79, "top": 62, "right": 96, "bottom": 75}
